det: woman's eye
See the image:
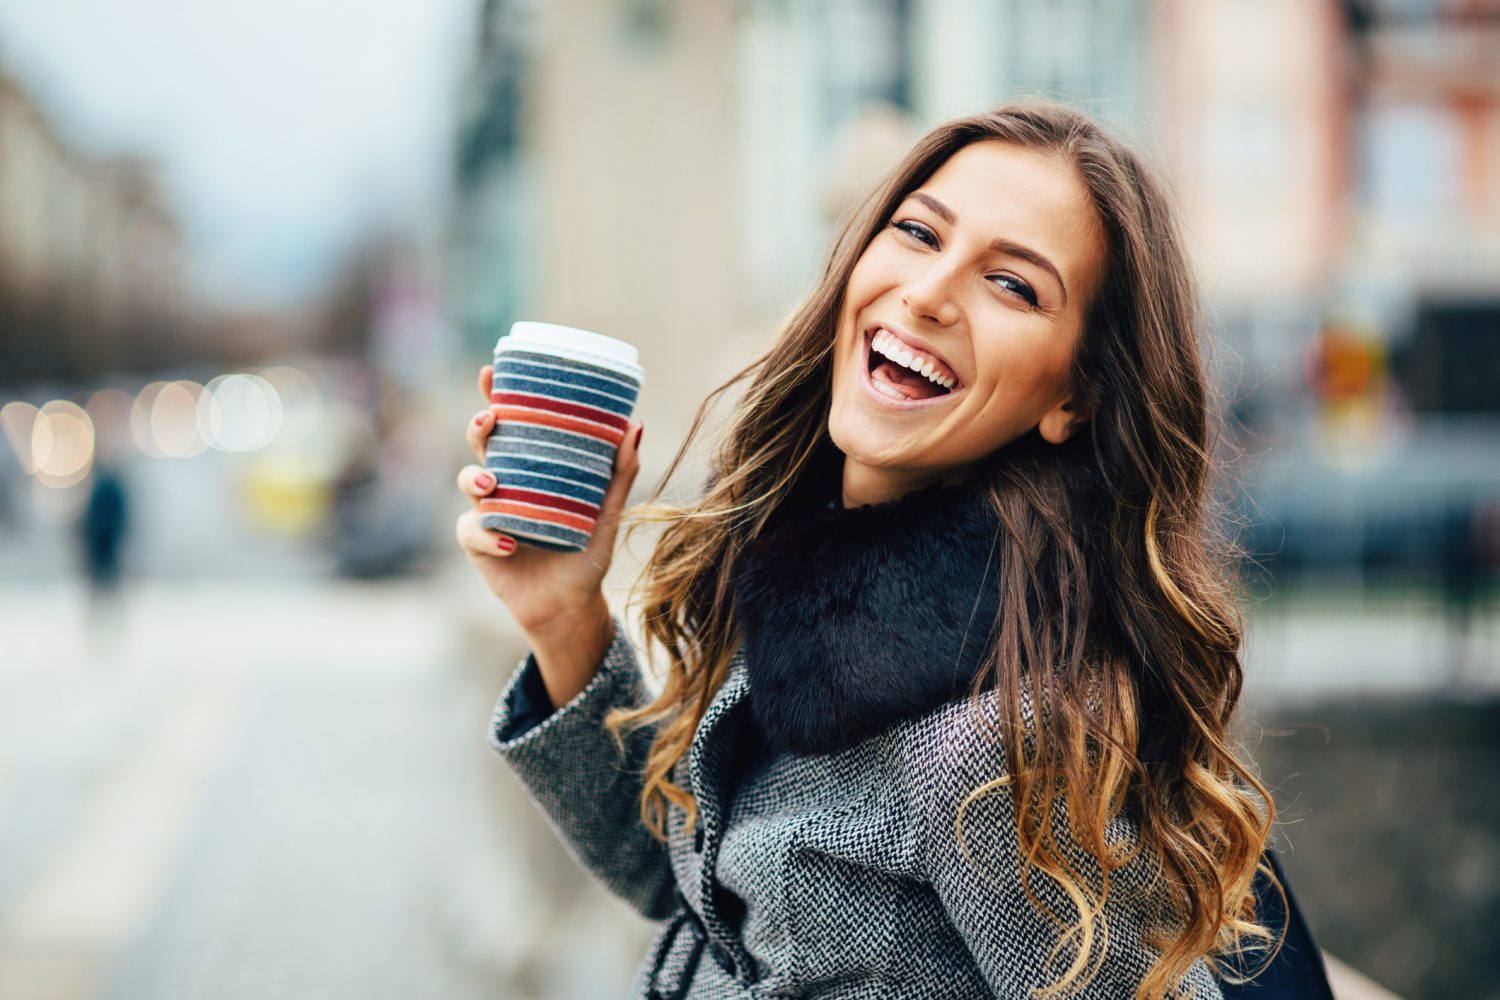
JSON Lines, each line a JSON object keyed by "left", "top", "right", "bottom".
{"left": 989, "top": 274, "right": 1038, "bottom": 307}
{"left": 891, "top": 220, "right": 937, "bottom": 247}
{"left": 891, "top": 220, "right": 1039, "bottom": 309}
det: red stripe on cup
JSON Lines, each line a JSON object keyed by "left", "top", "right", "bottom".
{"left": 489, "top": 486, "right": 601, "bottom": 518}
{"left": 479, "top": 498, "right": 596, "bottom": 533}
{"left": 488, "top": 405, "right": 626, "bottom": 446}
{"left": 491, "top": 391, "right": 629, "bottom": 432}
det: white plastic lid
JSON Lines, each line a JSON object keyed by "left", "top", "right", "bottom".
{"left": 495, "top": 321, "right": 643, "bottom": 380}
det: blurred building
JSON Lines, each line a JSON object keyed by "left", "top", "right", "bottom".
{"left": 448, "top": 0, "right": 1158, "bottom": 483}
{"left": 451, "top": 0, "right": 746, "bottom": 496}
{"left": 451, "top": 0, "right": 535, "bottom": 356}
{"left": 1163, "top": 0, "right": 1500, "bottom": 390}
{"left": 739, "top": 0, "right": 1153, "bottom": 312}
{"left": 1345, "top": 0, "right": 1500, "bottom": 417}
{"left": 450, "top": 0, "right": 1500, "bottom": 579}
{"left": 1161, "top": 0, "right": 1500, "bottom": 590}
{"left": 0, "top": 69, "right": 189, "bottom": 384}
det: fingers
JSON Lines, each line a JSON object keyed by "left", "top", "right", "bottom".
{"left": 468, "top": 407, "right": 495, "bottom": 464}
{"left": 591, "top": 419, "right": 643, "bottom": 545}
{"left": 456, "top": 464, "right": 496, "bottom": 505}
{"left": 458, "top": 366, "right": 510, "bottom": 559}
{"left": 621, "top": 418, "right": 643, "bottom": 474}
{"left": 454, "top": 509, "right": 518, "bottom": 558}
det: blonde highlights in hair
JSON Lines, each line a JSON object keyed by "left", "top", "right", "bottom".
{"left": 606, "top": 99, "right": 1284, "bottom": 998}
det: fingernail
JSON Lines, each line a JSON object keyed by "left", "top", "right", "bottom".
{"left": 474, "top": 412, "right": 488, "bottom": 426}
{"left": 634, "top": 425, "right": 643, "bottom": 448}
{"left": 496, "top": 535, "right": 516, "bottom": 554}
{"left": 476, "top": 473, "right": 494, "bottom": 490}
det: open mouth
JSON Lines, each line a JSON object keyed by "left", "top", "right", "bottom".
{"left": 863, "top": 328, "right": 959, "bottom": 403}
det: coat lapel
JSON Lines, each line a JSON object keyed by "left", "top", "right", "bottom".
{"left": 687, "top": 644, "right": 750, "bottom": 807}
{"left": 678, "top": 462, "right": 1000, "bottom": 976}
{"left": 684, "top": 645, "right": 755, "bottom": 972}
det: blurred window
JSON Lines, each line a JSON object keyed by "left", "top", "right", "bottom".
{"left": 1360, "top": 103, "right": 1462, "bottom": 221}
{"left": 995, "top": 0, "right": 1144, "bottom": 126}
{"left": 1391, "top": 298, "right": 1500, "bottom": 415}
{"left": 821, "top": 0, "right": 912, "bottom": 127}
{"left": 1204, "top": 102, "right": 1293, "bottom": 199}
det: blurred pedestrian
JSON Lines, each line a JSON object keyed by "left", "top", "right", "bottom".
{"left": 79, "top": 460, "right": 129, "bottom": 638}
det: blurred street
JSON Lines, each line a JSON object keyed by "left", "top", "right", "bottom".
{"left": 4, "top": 0, "right": 1500, "bottom": 995}
{"left": 0, "top": 557, "right": 1493, "bottom": 999}
{"left": 0, "top": 568, "right": 657, "bottom": 1000}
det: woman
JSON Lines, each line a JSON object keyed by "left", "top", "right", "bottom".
{"left": 454, "top": 100, "right": 1329, "bottom": 999}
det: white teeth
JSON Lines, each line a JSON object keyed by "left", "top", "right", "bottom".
{"left": 869, "top": 329, "right": 955, "bottom": 391}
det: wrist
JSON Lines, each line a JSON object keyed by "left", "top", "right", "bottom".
{"left": 523, "top": 594, "right": 615, "bottom": 709}
{"left": 524, "top": 591, "right": 612, "bottom": 651}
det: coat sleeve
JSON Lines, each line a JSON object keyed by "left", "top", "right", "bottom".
{"left": 901, "top": 699, "right": 1226, "bottom": 999}
{"left": 487, "top": 613, "right": 678, "bottom": 921}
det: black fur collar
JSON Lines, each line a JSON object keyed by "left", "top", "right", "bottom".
{"left": 729, "top": 456, "right": 1003, "bottom": 756}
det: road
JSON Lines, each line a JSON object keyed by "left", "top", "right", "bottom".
{"left": 0, "top": 570, "right": 656, "bottom": 1000}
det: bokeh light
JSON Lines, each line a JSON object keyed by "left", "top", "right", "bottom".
{"left": 130, "top": 382, "right": 169, "bottom": 459}
{"left": 258, "top": 366, "right": 320, "bottom": 415}
{"left": 32, "top": 400, "right": 95, "bottom": 489}
{"left": 150, "top": 381, "right": 209, "bottom": 458}
{"left": 200, "top": 373, "right": 283, "bottom": 452}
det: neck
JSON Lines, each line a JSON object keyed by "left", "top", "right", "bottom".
{"left": 840, "top": 456, "right": 977, "bottom": 508}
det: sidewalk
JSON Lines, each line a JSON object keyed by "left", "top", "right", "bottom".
{"left": 0, "top": 573, "right": 655, "bottom": 1000}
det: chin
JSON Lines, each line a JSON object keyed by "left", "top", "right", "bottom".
{"left": 827, "top": 411, "right": 902, "bottom": 468}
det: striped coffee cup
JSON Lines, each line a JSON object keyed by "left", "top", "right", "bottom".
{"left": 480, "top": 322, "right": 645, "bottom": 552}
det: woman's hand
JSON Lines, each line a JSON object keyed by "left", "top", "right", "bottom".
{"left": 454, "top": 364, "right": 643, "bottom": 694}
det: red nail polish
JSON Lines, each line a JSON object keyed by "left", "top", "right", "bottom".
{"left": 496, "top": 535, "right": 516, "bottom": 554}
{"left": 634, "top": 425, "right": 643, "bottom": 448}
{"left": 474, "top": 412, "right": 487, "bottom": 426}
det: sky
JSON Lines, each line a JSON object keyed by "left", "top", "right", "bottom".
{"left": 0, "top": 0, "right": 472, "bottom": 309}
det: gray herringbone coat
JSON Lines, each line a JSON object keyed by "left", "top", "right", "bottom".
{"left": 487, "top": 615, "right": 1227, "bottom": 999}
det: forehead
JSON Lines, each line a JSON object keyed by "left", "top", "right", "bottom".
{"left": 913, "top": 140, "right": 1106, "bottom": 300}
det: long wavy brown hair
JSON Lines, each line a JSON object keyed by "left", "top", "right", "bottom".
{"left": 606, "top": 98, "right": 1284, "bottom": 999}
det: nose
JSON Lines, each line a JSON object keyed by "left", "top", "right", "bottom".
{"left": 900, "top": 257, "right": 961, "bottom": 328}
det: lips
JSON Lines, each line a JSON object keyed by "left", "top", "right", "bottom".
{"left": 863, "top": 323, "right": 962, "bottom": 390}
{"left": 858, "top": 328, "right": 967, "bottom": 408}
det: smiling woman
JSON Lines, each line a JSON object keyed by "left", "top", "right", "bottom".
{"left": 829, "top": 139, "right": 1107, "bottom": 507}
{"left": 466, "top": 98, "right": 1329, "bottom": 1000}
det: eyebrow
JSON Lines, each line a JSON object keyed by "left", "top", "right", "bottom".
{"left": 906, "top": 192, "right": 1069, "bottom": 307}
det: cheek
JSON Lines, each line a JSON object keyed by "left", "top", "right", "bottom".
{"left": 835, "top": 252, "right": 890, "bottom": 355}
{"left": 845, "top": 242, "right": 903, "bottom": 301}
{"left": 973, "top": 333, "right": 1075, "bottom": 401}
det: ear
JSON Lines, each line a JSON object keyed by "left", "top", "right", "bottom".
{"left": 1038, "top": 396, "right": 1092, "bottom": 445}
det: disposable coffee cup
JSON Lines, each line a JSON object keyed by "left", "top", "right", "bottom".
{"left": 480, "top": 321, "right": 645, "bottom": 552}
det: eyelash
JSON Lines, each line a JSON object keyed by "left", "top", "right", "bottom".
{"left": 890, "top": 220, "right": 1040, "bottom": 309}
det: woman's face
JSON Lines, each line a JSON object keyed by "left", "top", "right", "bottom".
{"left": 828, "top": 139, "right": 1108, "bottom": 507}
